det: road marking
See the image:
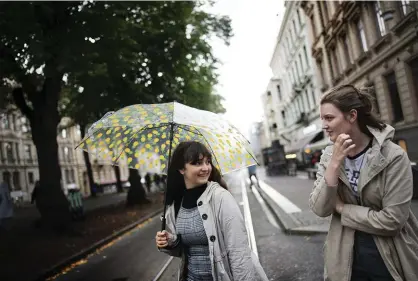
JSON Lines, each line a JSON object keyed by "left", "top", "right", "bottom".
{"left": 258, "top": 180, "right": 302, "bottom": 214}
{"left": 240, "top": 177, "right": 258, "bottom": 257}
{"left": 152, "top": 256, "right": 174, "bottom": 281}
{"left": 249, "top": 180, "right": 280, "bottom": 229}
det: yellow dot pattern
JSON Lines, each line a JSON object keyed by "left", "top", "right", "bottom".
{"left": 76, "top": 102, "right": 257, "bottom": 174}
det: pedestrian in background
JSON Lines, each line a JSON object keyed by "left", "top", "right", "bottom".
{"left": 0, "top": 181, "right": 13, "bottom": 230}
{"left": 247, "top": 164, "right": 259, "bottom": 187}
{"left": 310, "top": 84, "right": 418, "bottom": 281}
{"left": 156, "top": 141, "right": 268, "bottom": 281}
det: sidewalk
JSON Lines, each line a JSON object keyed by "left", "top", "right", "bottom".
{"left": 1, "top": 191, "right": 163, "bottom": 281}
{"left": 254, "top": 166, "right": 418, "bottom": 234}
{"left": 13, "top": 191, "right": 129, "bottom": 221}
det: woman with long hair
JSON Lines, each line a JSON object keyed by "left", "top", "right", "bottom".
{"left": 311, "top": 84, "right": 418, "bottom": 281}
{"left": 155, "top": 141, "right": 268, "bottom": 281}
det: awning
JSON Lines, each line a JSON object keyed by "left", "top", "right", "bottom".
{"left": 306, "top": 137, "right": 332, "bottom": 152}
{"left": 285, "top": 129, "right": 323, "bottom": 154}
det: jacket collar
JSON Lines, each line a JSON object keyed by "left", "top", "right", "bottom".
{"left": 338, "top": 125, "right": 394, "bottom": 199}
{"left": 198, "top": 181, "right": 219, "bottom": 204}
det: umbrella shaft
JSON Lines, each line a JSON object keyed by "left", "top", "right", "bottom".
{"left": 162, "top": 122, "right": 175, "bottom": 231}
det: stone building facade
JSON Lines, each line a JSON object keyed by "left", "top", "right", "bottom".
{"left": 263, "top": 0, "right": 325, "bottom": 164}
{"left": 0, "top": 111, "right": 129, "bottom": 202}
{"left": 302, "top": 0, "right": 418, "bottom": 161}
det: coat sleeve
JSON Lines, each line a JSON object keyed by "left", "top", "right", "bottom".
{"left": 218, "top": 190, "right": 257, "bottom": 281}
{"left": 157, "top": 207, "right": 183, "bottom": 257}
{"left": 158, "top": 235, "right": 183, "bottom": 257}
{"left": 341, "top": 149, "right": 413, "bottom": 236}
{"left": 309, "top": 146, "right": 339, "bottom": 217}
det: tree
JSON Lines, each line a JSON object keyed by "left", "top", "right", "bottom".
{"left": 0, "top": 1, "right": 231, "bottom": 223}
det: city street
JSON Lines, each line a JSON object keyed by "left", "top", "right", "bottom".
{"left": 50, "top": 171, "right": 325, "bottom": 281}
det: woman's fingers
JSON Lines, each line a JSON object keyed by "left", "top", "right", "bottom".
{"left": 343, "top": 144, "right": 356, "bottom": 155}
{"left": 156, "top": 231, "right": 169, "bottom": 248}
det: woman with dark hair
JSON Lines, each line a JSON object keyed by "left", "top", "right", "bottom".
{"left": 311, "top": 84, "right": 418, "bottom": 281}
{"left": 155, "top": 141, "right": 268, "bottom": 281}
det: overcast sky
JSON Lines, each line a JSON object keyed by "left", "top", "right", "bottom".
{"left": 205, "top": 0, "right": 286, "bottom": 137}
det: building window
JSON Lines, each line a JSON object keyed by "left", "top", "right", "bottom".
{"left": 297, "top": 9, "right": 302, "bottom": 26}
{"left": 327, "top": 51, "right": 335, "bottom": 80}
{"left": 310, "top": 14, "right": 316, "bottom": 37}
{"left": 342, "top": 35, "right": 353, "bottom": 65}
{"left": 13, "top": 171, "right": 21, "bottom": 190}
{"left": 385, "top": 72, "right": 404, "bottom": 123}
{"left": 297, "top": 96, "right": 304, "bottom": 114}
{"left": 303, "top": 46, "right": 310, "bottom": 68}
{"left": 299, "top": 54, "right": 304, "bottom": 73}
{"left": 374, "top": 2, "right": 386, "bottom": 37}
{"left": 281, "top": 110, "right": 286, "bottom": 126}
{"left": 277, "top": 85, "right": 282, "bottom": 101}
{"left": 25, "top": 145, "right": 32, "bottom": 161}
{"left": 357, "top": 20, "right": 368, "bottom": 52}
{"left": 3, "top": 172, "right": 11, "bottom": 187}
{"left": 267, "top": 91, "right": 271, "bottom": 96}
{"left": 317, "top": 59, "right": 325, "bottom": 86}
{"left": 409, "top": 57, "right": 418, "bottom": 102}
{"left": 63, "top": 146, "right": 71, "bottom": 161}
{"left": 311, "top": 88, "right": 317, "bottom": 106}
{"left": 15, "top": 143, "right": 20, "bottom": 162}
{"left": 295, "top": 62, "right": 301, "bottom": 83}
{"left": 65, "top": 169, "right": 71, "bottom": 184}
{"left": 5, "top": 143, "right": 13, "bottom": 162}
{"left": 12, "top": 115, "right": 17, "bottom": 131}
{"left": 401, "top": 0, "right": 411, "bottom": 16}
{"left": 322, "top": 2, "right": 330, "bottom": 23}
{"left": 1, "top": 114, "right": 10, "bottom": 129}
{"left": 293, "top": 19, "right": 298, "bottom": 36}
{"left": 62, "top": 129, "right": 67, "bottom": 139}
{"left": 303, "top": 90, "right": 310, "bottom": 112}
{"left": 0, "top": 142, "right": 3, "bottom": 160}
{"left": 28, "top": 172, "right": 35, "bottom": 184}
{"left": 331, "top": 47, "right": 341, "bottom": 75}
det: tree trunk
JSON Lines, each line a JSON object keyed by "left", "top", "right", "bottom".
{"left": 80, "top": 124, "right": 97, "bottom": 197}
{"left": 19, "top": 83, "right": 71, "bottom": 231}
{"left": 113, "top": 165, "right": 124, "bottom": 193}
{"left": 126, "top": 169, "right": 149, "bottom": 206}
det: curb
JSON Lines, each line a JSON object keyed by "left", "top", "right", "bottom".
{"left": 251, "top": 182, "right": 328, "bottom": 235}
{"left": 33, "top": 207, "right": 164, "bottom": 281}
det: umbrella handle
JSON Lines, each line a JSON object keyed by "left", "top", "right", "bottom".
{"left": 161, "top": 216, "right": 166, "bottom": 231}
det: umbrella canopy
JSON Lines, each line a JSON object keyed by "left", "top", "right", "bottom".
{"left": 76, "top": 102, "right": 257, "bottom": 175}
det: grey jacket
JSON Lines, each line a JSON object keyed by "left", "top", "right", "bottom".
{"left": 160, "top": 181, "right": 269, "bottom": 281}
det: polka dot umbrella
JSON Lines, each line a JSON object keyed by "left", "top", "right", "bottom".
{"left": 76, "top": 101, "right": 258, "bottom": 229}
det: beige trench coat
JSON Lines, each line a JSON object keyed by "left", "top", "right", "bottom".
{"left": 160, "top": 181, "right": 268, "bottom": 281}
{"left": 310, "top": 125, "right": 418, "bottom": 281}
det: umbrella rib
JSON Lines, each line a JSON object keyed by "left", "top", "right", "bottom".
{"left": 228, "top": 133, "right": 259, "bottom": 165}
{"left": 108, "top": 123, "right": 172, "bottom": 165}
{"left": 176, "top": 124, "right": 205, "bottom": 137}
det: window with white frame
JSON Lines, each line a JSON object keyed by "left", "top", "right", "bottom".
{"left": 374, "top": 2, "right": 386, "bottom": 37}
{"left": 401, "top": 0, "right": 411, "bottom": 16}
{"left": 357, "top": 20, "right": 368, "bottom": 52}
